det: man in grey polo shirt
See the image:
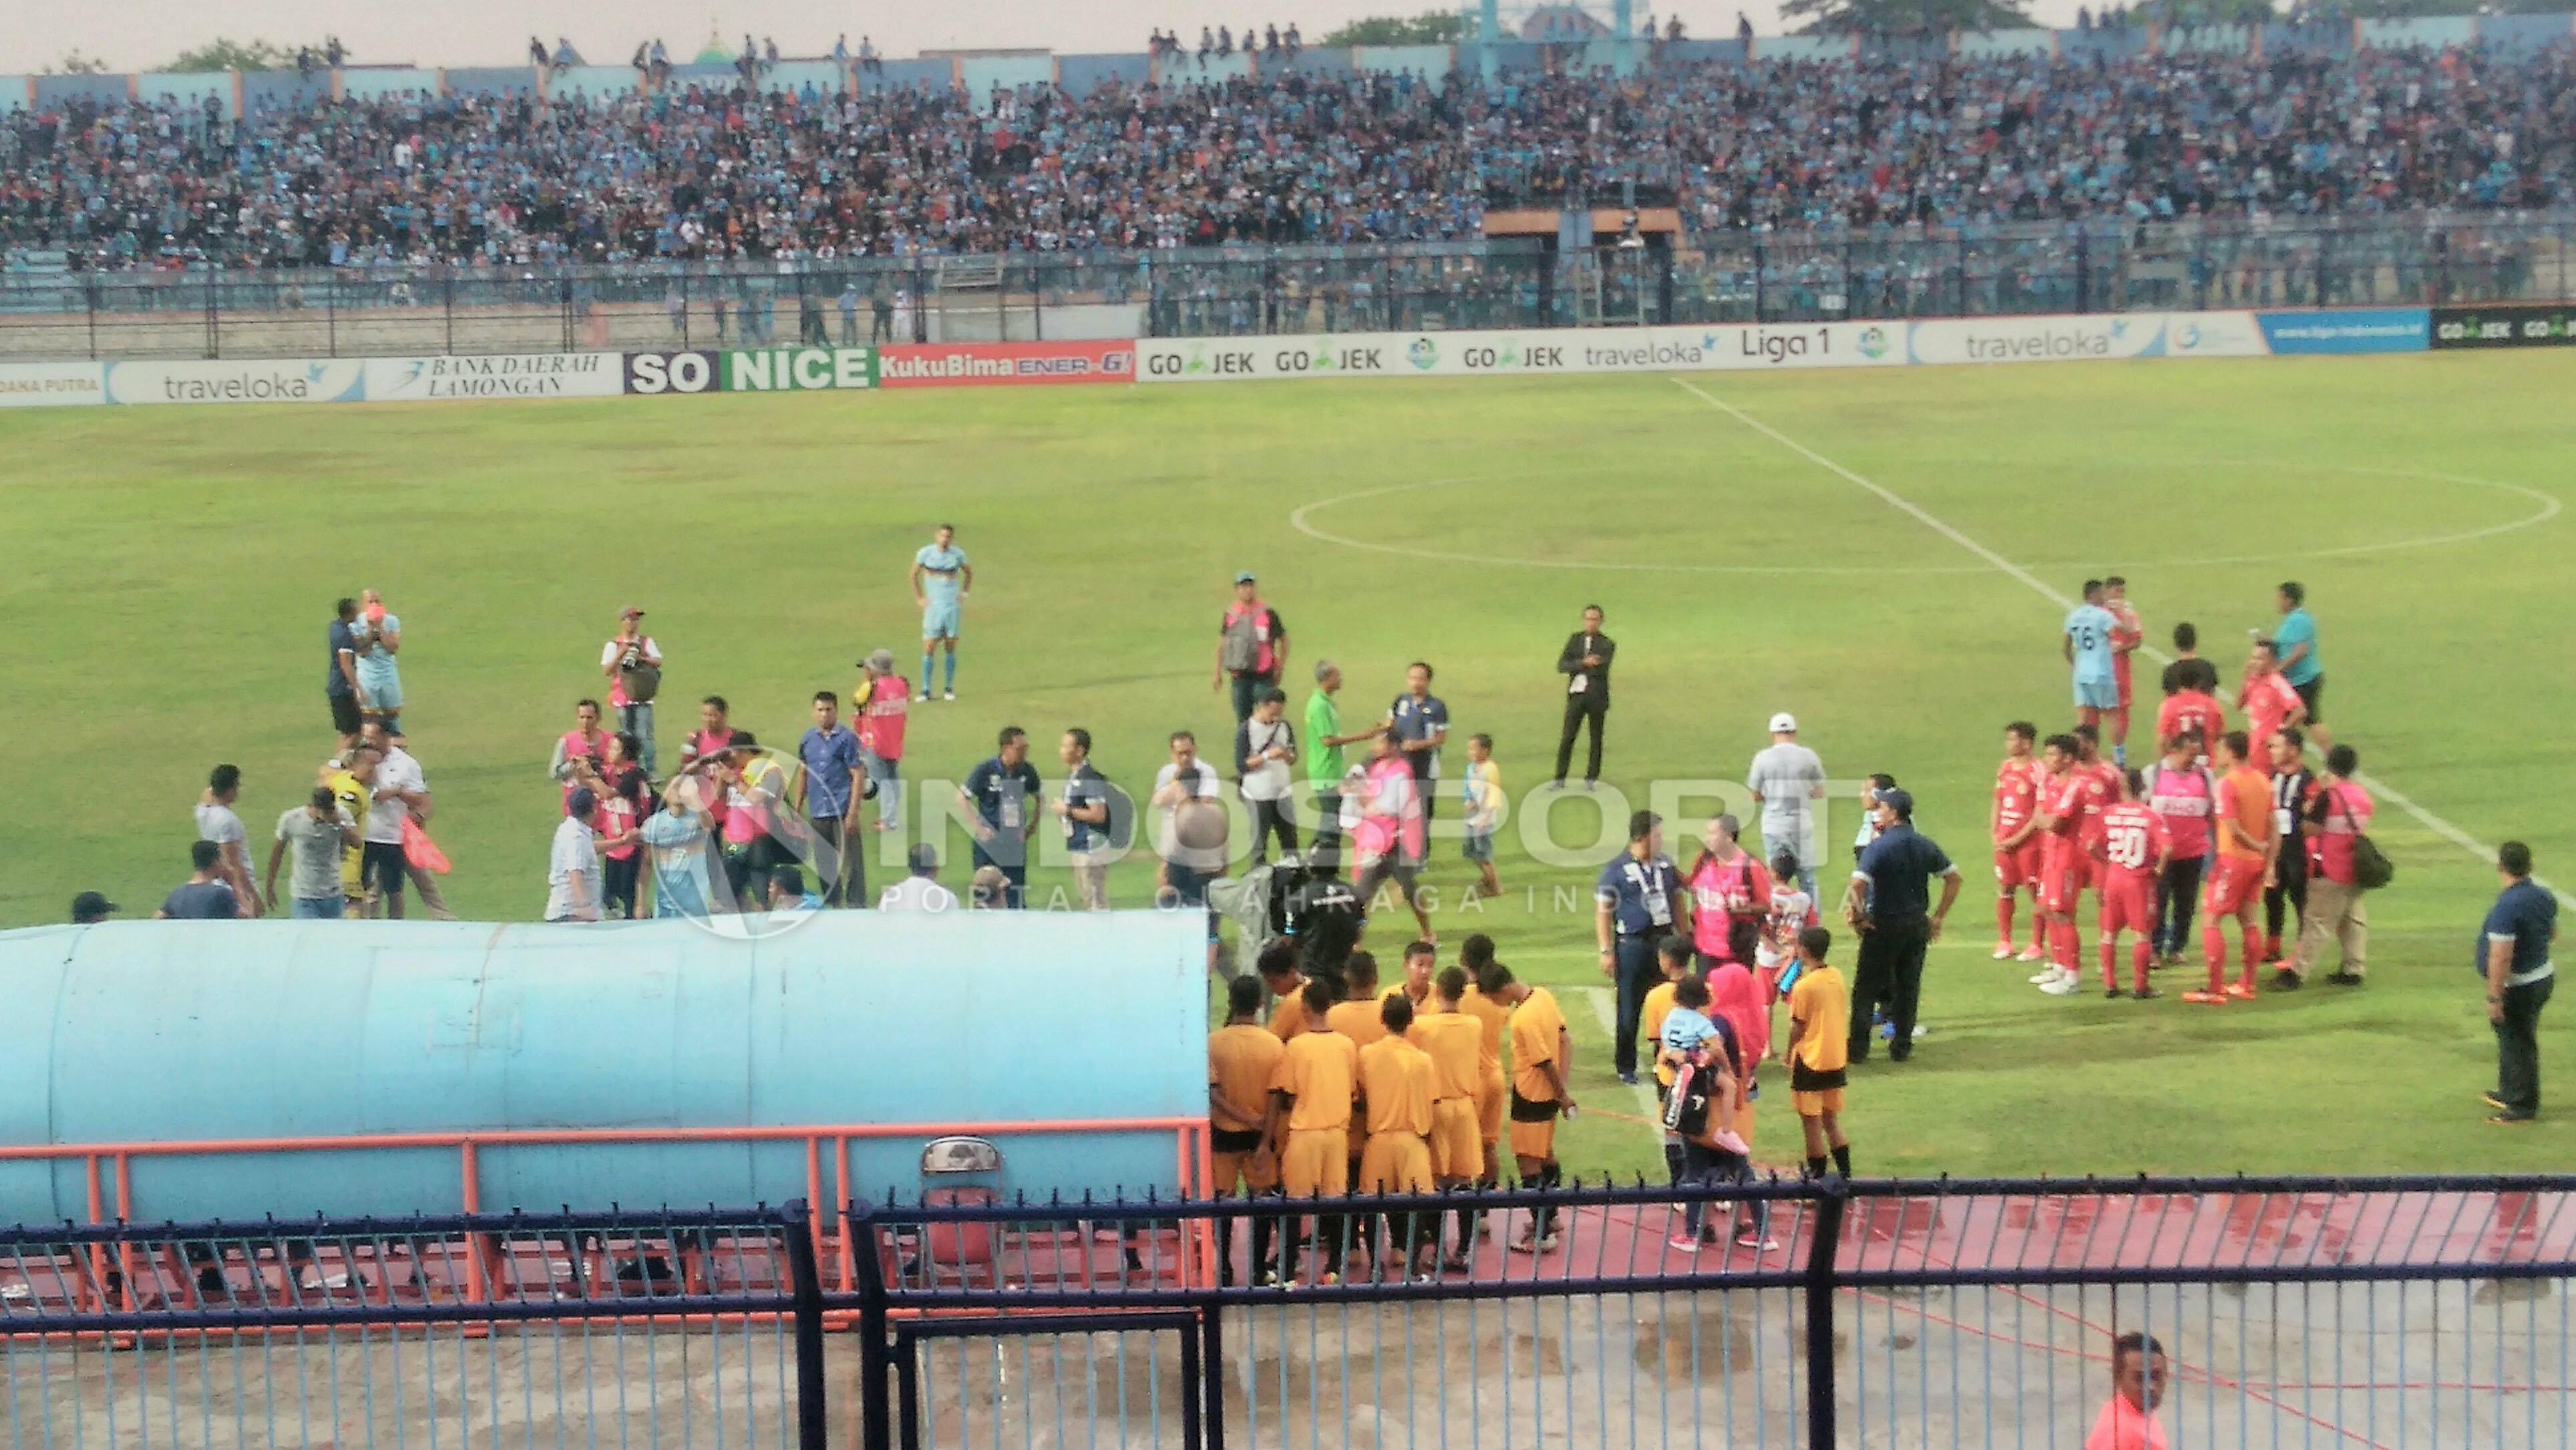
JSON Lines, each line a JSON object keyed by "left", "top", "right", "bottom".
{"left": 1746, "top": 712, "right": 1826, "bottom": 899}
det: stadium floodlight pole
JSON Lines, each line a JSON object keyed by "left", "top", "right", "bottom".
{"left": 1479, "top": 0, "right": 1500, "bottom": 82}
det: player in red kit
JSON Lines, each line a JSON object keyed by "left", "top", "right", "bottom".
{"left": 2030, "top": 735, "right": 2090, "bottom": 996}
{"left": 2188, "top": 730, "right": 2279, "bottom": 1005}
{"left": 1991, "top": 721, "right": 2046, "bottom": 963}
{"left": 2155, "top": 667, "right": 2225, "bottom": 769}
{"left": 2240, "top": 640, "right": 2308, "bottom": 761}
{"left": 2103, "top": 577, "right": 2145, "bottom": 767}
{"left": 2096, "top": 770, "right": 2171, "bottom": 999}
{"left": 2072, "top": 723, "right": 2120, "bottom": 901}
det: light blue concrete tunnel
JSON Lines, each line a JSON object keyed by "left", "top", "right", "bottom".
{"left": 0, "top": 912, "right": 1210, "bottom": 1225}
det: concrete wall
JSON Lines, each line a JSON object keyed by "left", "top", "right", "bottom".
{"left": 2058, "top": 29, "right": 2149, "bottom": 61}
{"left": 447, "top": 65, "right": 537, "bottom": 96}
{"left": 2163, "top": 23, "right": 2257, "bottom": 55}
{"left": 1755, "top": 35, "right": 1855, "bottom": 62}
{"left": 762, "top": 59, "right": 844, "bottom": 96}
{"left": 138, "top": 72, "right": 230, "bottom": 116}
{"left": 1353, "top": 43, "right": 1456, "bottom": 77}
{"left": 343, "top": 66, "right": 445, "bottom": 100}
{"left": 0, "top": 77, "right": 36, "bottom": 113}
{"left": 1959, "top": 29, "right": 2055, "bottom": 58}
{"left": 1658, "top": 39, "right": 1747, "bottom": 64}
{"left": 1058, "top": 53, "right": 1152, "bottom": 91}
{"left": 2358, "top": 17, "right": 2475, "bottom": 49}
{"left": 1161, "top": 50, "right": 1253, "bottom": 82}
{"left": 2478, "top": 13, "right": 2575, "bottom": 49}
{"left": 240, "top": 69, "right": 330, "bottom": 112}
{"left": 860, "top": 57, "right": 955, "bottom": 92}
{"left": 2263, "top": 21, "right": 2353, "bottom": 56}
{"left": 960, "top": 55, "right": 1054, "bottom": 97}
{"left": 548, "top": 65, "right": 638, "bottom": 102}
{"left": 1265, "top": 46, "right": 1357, "bottom": 77}
{"left": 33, "top": 75, "right": 130, "bottom": 107}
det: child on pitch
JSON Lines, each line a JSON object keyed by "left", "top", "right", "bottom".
{"left": 1785, "top": 925, "right": 1853, "bottom": 1180}
{"left": 1459, "top": 733, "right": 1503, "bottom": 898}
{"left": 1646, "top": 938, "right": 1709, "bottom": 1183}
{"left": 1754, "top": 849, "right": 1816, "bottom": 1061}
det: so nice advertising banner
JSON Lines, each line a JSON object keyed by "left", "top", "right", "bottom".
{"left": 0, "top": 308, "right": 2435, "bottom": 410}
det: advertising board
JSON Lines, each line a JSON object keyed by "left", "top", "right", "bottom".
{"left": 101, "top": 359, "right": 368, "bottom": 405}
{"left": 364, "top": 353, "right": 624, "bottom": 401}
{"left": 2255, "top": 308, "right": 2428, "bottom": 355}
{"left": 876, "top": 340, "right": 1134, "bottom": 388}
{"left": 2431, "top": 304, "right": 2576, "bottom": 350}
{"left": 1135, "top": 323, "right": 1902, "bottom": 383}
{"left": 0, "top": 363, "right": 107, "bottom": 408}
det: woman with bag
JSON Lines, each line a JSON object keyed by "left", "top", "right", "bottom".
{"left": 2287, "top": 744, "right": 2378, "bottom": 986}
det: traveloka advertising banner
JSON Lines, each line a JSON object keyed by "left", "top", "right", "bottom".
{"left": 2431, "top": 304, "right": 2576, "bottom": 349}
{"left": 877, "top": 339, "right": 1135, "bottom": 387}
{"left": 0, "top": 363, "right": 107, "bottom": 407}
{"left": 1902, "top": 312, "right": 2269, "bottom": 366}
{"left": 364, "top": 352, "right": 624, "bottom": 401}
{"left": 102, "top": 358, "right": 368, "bottom": 405}
{"left": 1135, "top": 323, "right": 1902, "bottom": 383}
{"left": 2257, "top": 308, "right": 2428, "bottom": 355}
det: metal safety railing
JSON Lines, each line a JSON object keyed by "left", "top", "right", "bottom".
{"left": 4, "top": 1174, "right": 2571, "bottom": 1449}
{"left": 3, "top": 211, "right": 2572, "bottom": 361}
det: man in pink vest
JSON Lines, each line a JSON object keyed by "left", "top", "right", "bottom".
{"left": 856, "top": 649, "right": 909, "bottom": 831}
{"left": 1352, "top": 730, "right": 1433, "bottom": 944}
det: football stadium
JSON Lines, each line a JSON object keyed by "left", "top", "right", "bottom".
{"left": 2, "top": 7, "right": 2573, "bottom": 1447}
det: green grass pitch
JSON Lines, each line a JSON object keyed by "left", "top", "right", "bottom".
{"left": 4, "top": 351, "right": 2569, "bottom": 1181}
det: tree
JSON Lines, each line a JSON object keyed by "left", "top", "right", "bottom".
{"left": 46, "top": 49, "right": 113, "bottom": 75}
{"left": 1779, "top": 0, "right": 2035, "bottom": 33}
{"left": 1318, "top": 11, "right": 1468, "bottom": 45}
{"left": 157, "top": 37, "right": 304, "bottom": 72}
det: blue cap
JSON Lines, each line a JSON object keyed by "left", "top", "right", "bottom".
{"left": 1872, "top": 787, "right": 1914, "bottom": 820}
{"left": 1234, "top": 570, "right": 1257, "bottom": 584}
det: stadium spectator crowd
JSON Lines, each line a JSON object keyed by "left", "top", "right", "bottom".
{"left": 1, "top": 45, "right": 2571, "bottom": 270}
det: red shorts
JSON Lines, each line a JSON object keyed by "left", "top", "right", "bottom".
{"left": 1992, "top": 838, "right": 2044, "bottom": 888}
{"left": 2098, "top": 874, "right": 2155, "bottom": 937}
{"left": 2112, "top": 657, "right": 2133, "bottom": 711}
{"left": 2204, "top": 856, "right": 2265, "bottom": 916}
{"left": 2077, "top": 847, "right": 2105, "bottom": 892}
{"left": 2039, "top": 839, "right": 2085, "bottom": 916}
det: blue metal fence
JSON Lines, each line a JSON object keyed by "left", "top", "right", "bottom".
{"left": 5, "top": 1178, "right": 2571, "bottom": 1449}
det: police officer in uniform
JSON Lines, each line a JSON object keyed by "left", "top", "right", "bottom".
{"left": 1842, "top": 787, "right": 1961, "bottom": 1065}
{"left": 1596, "top": 810, "right": 1693, "bottom": 1085}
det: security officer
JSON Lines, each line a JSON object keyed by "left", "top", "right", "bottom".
{"left": 1841, "top": 787, "right": 1961, "bottom": 1065}
{"left": 2480, "top": 841, "right": 2556, "bottom": 1125}
{"left": 1596, "top": 809, "right": 1693, "bottom": 1085}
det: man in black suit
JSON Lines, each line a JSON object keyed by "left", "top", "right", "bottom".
{"left": 1551, "top": 605, "right": 1615, "bottom": 789}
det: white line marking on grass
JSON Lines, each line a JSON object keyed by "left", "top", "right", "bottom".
{"left": 1292, "top": 466, "right": 2553, "bottom": 575}
{"left": 1670, "top": 375, "right": 2574, "bottom": 909}
{"left": 1585, "top": 987, "right": 1667, "bottom": 1136}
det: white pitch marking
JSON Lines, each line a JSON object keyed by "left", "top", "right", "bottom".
{"left": 1586, "top": 986, "right": 1667, "bottom": 1135}
{"left": 1670, "top": 375, "right": 2573, "bottom": 909}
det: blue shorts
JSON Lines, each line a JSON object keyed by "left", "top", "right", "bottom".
{"left": 1462, "top": 829, "right": 1495, "bottom": 863}
{"left": 2073, "top": 677, "right": 2119, "bottom": 711}
{"left": 921, "top": 598, "right": 961, "bottom": 640}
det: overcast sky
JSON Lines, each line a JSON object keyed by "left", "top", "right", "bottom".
{"left": 11, "top": 0, "right": 2096, "bottom": 75}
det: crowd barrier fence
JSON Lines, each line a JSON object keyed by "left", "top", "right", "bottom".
{"left": 1, "top": 212, "right": 2569, "bottom": 366}
{"left": 4, "top": 1175, "right": 2571, "bottom": 1449}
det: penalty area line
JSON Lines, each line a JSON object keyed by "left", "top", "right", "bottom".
{"left": 1667, "top": 375, "right": 2571, "bottom": 910}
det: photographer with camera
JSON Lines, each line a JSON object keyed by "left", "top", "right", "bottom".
{"left": 599, "top": 607, "right": 664, "bottom": 775}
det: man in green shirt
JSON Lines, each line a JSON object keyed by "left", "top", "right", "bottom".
{"left": 1305, "top": 660, "right": 1377, "bottom": 874}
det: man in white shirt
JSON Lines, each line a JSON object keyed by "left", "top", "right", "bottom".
{"left": 600, "top": 607, "right": 665, "bottom": 775}
{"left": 196, "top": 763, "right": 262, "bottom": 916}
{"left": 881, "top": 844, "right": 960, "bottom": 912}
{"left": 363, "top": 727, "right": 431, "bottom": 919}
{"left": 1746, "top": 711, "right": 1827, "bottom": 900}
{"left": 1236, "top": 687, "right": 1298, "bottom": 865}
{"left": 548, "top": 787, "right": 602, "bottom": 922}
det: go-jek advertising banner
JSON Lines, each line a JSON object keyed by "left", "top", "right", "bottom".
{"left": 365, "top": 352, "right": 624, "bottom": 401}
{"left": 1135, "top": 322, "right": 1903, "bottom": 383}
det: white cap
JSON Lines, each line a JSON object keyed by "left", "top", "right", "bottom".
{"left": 1769, "top": 711, "right": 1798, "bottom": 734}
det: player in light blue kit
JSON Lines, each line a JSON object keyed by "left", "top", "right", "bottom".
{"left": 2063, "top": 578, "right": 2120, "bottom": 729}
{"left": 909, "top": 523, "right": 972, "bottom": 702}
